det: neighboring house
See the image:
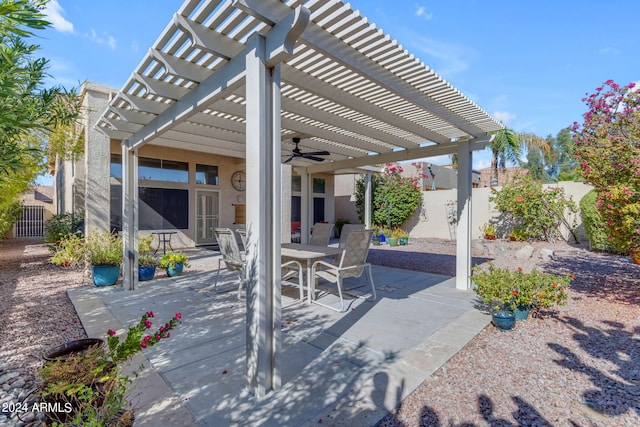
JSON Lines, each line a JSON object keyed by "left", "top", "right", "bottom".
{"left": 478, "top": 166, "right": 528, "bottom": 187}
{"left": 53, "top": 82, "right": 336, "bottom": 248}
{"left": 6, "top": 186, "right": 55, "bottom": 239}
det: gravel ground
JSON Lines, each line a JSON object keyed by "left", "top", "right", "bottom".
{"left": 1, "top": 237, "right": 639, "bottom": 426}
{"left": 374, "top": 238, "right": 640, "bottom": 427}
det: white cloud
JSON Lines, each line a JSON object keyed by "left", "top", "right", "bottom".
{"left": 43, "top": 0, "right": 74, "bottom": 33}
{"left": 493, "top": 111, "right": 516, "bottom": 125}
{"left": 411, "top": 36, "right": 469, "bottom": 76}
{"left": 83, "top": 29, "right": 117, "bottom": 51}
{"left": 415, "top": 6, "right": 433, "bottom": 20}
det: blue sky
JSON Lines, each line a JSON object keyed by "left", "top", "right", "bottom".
{"left": 36, "top": 0, "right": 639, "bottom": 183}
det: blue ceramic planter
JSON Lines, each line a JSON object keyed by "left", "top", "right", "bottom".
{"left": 513, "top": 305, "right": 531, "bottom": 321}
{"left": 91, "top": 265, "right": 120, "bottom": 286}
{"left": 139, "top": 265, "right": 156, "bottom": 281}
{"left": 492, "top": 310, "right": 516, "bottom": 331}
{"left": 166, "top": 262, "right": 184, "bottom": 277}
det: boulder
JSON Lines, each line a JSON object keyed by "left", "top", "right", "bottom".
{"left": 515, "top": 245, "right": 535, "bottom": 259}
{"left": 540, "top": 248, "right": 555, "bottom": 261}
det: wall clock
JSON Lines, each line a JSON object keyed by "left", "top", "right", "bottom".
{"left": 231, "top": 170, "right": 246, "bottom": 191}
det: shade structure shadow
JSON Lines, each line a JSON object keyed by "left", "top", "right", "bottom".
{"left": 68, "top": 250, "right": 490, "bottom": 426}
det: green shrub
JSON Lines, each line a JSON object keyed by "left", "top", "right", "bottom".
{"left": 45, "top": 212, "right": 83, "bottom": 243}
{"left": 490, "top": 173, "right": 577, "bottom": 242}
{"left": 580, "top": 190, "right": 618, "bottom": 252}
{"left": 0, "top": 201, "right": 23, "bottom": 239}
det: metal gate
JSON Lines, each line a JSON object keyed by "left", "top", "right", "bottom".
{"left": 14, "top": 205, "right": 45, "bottom": 237}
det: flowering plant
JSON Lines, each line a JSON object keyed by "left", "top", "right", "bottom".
{"left": 107, "top": 311, "right": 182, "bottom": 362}
{"left": 471, "top": 262, "right": 572, "bottom": 311}
{"left": 38, "top": 311, "right": 182, "bottom": 426}
{"left": 571, "top": 80, "right": 640, "bottom": 252}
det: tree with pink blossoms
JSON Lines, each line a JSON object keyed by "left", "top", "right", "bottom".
{"left": 571, "top": 80, "right": 640, "bottom": 253}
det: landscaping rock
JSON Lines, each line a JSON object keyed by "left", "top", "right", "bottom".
{"left": 540, "top": 248, "right": 555, "bottom": 261}
{"left": 515, "top": 245, "right": 535, "bottom": 259}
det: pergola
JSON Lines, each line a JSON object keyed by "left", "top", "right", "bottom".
{"left": 96, "top": 0, "right": 502, "bottom": 397}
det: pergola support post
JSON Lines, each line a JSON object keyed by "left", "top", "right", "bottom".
{"left": 122, "top": 142, "right": 139, "bottom": 291}
{"left": 244, "top": 33, "right": 282, "bottom": 398}
{"left": 456, "top": 140, "right": 473, "bottom": 290}
{"left": 364, "top": 173, "right": 372, "bottom": 228}
{"left": 300, "top": 172, "right": 310, "bottom": 244}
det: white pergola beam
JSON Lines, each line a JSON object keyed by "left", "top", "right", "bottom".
{"left": 305, "top": 136, "right": 491, "bottom": 174}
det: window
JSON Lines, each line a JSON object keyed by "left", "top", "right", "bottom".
{"left": 313, "top": 178, "right": 325, "bottom": 194}
{"left": 292, "top": 175, "right": 301, "bottom": 192}
{"left": 196, "top": 164, "right": 219, "bottom": 185}
{"left": 291, "top": 196, "right": 301, "bottom": 222}
{"left": 110, "top": 154, "right": 188, "bottom": 183}
{"left": 110, "top": 154, "right": 122, "bottom": 179}
{"left": 139, "top": 158, "right": 188, "bottom": 183}
{"left": 313, "top": 197, "right": 325, "bottom": 223}
{"left": 110, "top": 185, "right": 189, "bottom": 231}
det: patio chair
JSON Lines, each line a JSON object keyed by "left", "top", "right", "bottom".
{"left": 337, "top": 224, "right": 365, "bottom": 249}
{"left": 309, "top": 222, "right": 334, "bottom": 246}
{"left": 213, "top": 228, "right": 246, "bottom": 299}
{"left": 235, "top": 228, "right": 304, "bottom": 304}
{"left": 310, "top": 229, "right": 376, "bottom": 312}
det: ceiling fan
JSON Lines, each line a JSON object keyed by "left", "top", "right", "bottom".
{"left": 283, "top": 137, "right": 330, "bottom": 163}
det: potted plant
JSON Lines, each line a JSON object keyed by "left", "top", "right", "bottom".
{"left": 379, "top": 227, "right": 391, "bottom": 244}
{"left": 481, "top": 223, "right": 497, "bottom": 240}
{"left": 84, "top": 231, "right": 123, "bottom": 286}
{"left": 388, "top": 228, "right": 403, "bottom": 247}
{"left": 138, "top": 254, "right": 158, "bottom": 281}
{"left": 397, "top": 229, "right": 410, "bottom": 245}
{"left": 371, "top": 229, "right": 381, "bottom": 246}
{"left": 159, "top": 252, "right": 189, "bottom": 277}
{"left": 471, "top": 262, "right": 573, "bottom": 328}
{"left": 508, "top": 227, "right": 528, "bottom": 242}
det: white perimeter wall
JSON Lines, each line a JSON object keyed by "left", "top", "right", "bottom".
{"left": 335, "top": 180, "right": 594, "bottom": 242}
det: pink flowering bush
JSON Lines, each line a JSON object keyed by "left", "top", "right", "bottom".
{"left": 371, "top": 162, "right": 425, "bottom": 228}
{"left": 39, "top": 311, "right": 182, "bottom": 425}
{"left": 107, "top": 311, "right": 182, "bottom": 362}
{"left": 571, "top": 80, "right": 640, "bottom": 252}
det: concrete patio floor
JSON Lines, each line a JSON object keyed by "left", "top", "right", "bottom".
{"left": 67, "top": 249, "right": 490, "bottom": 426}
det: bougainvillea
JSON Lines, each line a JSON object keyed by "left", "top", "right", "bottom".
{"left": 372, "top": 162, "right": 425, "bottom": 228}
{"left": 571, "top": 80, "right": 640, "bottom": 252}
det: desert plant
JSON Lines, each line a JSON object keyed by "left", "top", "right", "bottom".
{"left": 334, "top": 218, "right": 350, "bottom": 237}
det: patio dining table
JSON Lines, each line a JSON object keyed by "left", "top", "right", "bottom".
{"left": 281, "top": 243, "right": 343, "bottom": 303}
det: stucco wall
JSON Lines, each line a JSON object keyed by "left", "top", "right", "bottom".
{"left": 404, "top": 181, "right": 593, "bottom": 241}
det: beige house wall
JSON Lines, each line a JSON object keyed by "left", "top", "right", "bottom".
{"left": 404, "top": 181, "right": 593, "bottom": 241}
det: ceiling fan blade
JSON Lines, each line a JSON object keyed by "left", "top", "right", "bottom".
{"left": 304, "top": 150, "right": 330, "bottom": 156}
{"left": 283, "top": 156, "right": 294, "bottom": 163}
{"left": 302, "top": 154, "right": 325, "bottom": 162}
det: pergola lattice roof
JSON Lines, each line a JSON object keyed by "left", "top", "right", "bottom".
{"left": 96, "top": 0, "right": 502, "bottom": 167}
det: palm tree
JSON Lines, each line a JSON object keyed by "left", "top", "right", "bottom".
{"left": 487, "top": 128, "right": 521, "bottom": 187}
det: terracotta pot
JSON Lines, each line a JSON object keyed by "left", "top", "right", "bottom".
{"left": 630, "top": 248, "right": 640, "bottom": 265}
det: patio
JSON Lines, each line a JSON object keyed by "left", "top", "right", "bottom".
{"left": 67, "top": 248, "right": 489, "bottom": 426}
